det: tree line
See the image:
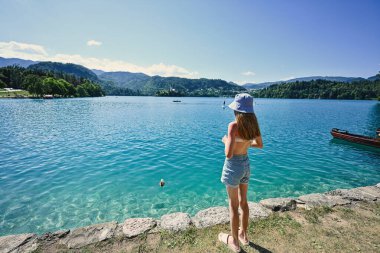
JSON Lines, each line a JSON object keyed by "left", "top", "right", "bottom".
{"left": 142, "top": 76, "right": 246, "bottom": 96}
{"left": 99, "top": 74, "right": 247, "bottom": 97}
{"left": 251, "top": 76, "right": 380, "bottom": 100}
{"left": 0, "top": 65, "right": 104, "bottom": 97}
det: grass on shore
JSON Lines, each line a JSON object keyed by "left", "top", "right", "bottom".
{"left": 34, "top": 201, "right": 380, "bottom": 253}
{"left": 0, "top": 89, "right": 31, "bottom": 97}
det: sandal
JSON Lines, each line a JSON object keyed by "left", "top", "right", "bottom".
{"left": 238, "top": 228, "right": 249, "bottom": 246}
{"left": 218, "top": 232, "right": 241, "bottom": 252}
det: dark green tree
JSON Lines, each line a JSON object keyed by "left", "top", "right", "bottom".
{"left": 24, "top": 74, "right": 43, "bottom": 96}
{"left": 76, "top": 85, "right": 89, "bottom": 97}
{"left": 58, "top": 79, "right": 75, "bottom": 97}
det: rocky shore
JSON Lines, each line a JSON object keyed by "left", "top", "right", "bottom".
{"left": 1, "top": 183, "right": 379, "bottom": 253}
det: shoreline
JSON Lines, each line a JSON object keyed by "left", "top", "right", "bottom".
{"left": 0, "top": 94, "right": 379, "bottom": 100}
{"left": 1, "top": 182, "right": 379, "bottom": 252}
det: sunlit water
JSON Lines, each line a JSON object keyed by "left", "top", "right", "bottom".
{"left": 0, "top": 97, "right": 379, "bottom": 235}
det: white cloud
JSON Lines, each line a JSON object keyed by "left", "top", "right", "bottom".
{"left": 242, "top": 71, "right": 256, "bottom": 76}
{"left": 87, "top": 40, "right": 102, "bottom": 47}
{"left": 0, "top": 41, "right": 48, "bottom": 59}
{"left": 0, "top": 41, "right": 198, "bottom": 78}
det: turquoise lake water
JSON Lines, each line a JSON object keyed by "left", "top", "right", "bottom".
{"left": 0, "top": 97, "right": 379, "bottom": 236}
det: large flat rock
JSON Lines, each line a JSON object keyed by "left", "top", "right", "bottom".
{"left": 114, "top": 224, "right": 124, "bottom": 238}
{"left": 357, "top": 186, "right": 380, "bottom": 199}
{"left": 247, "top": 202, "right": 272, "bottom": 219}
{"left": 0, "top": 233, "right": 37, "bottom": 253}
{"left": 38, "top": 229, "right": 70, "bottom": 247}
{"left": 259, "top": 198, "right": 296, "bottom": 212}
{"left": 376, "top": 183, "right": 380, "bottom": 188}
{"left": 297, "top": 193, "right": 350, "bottom": 209}
{"left": 160, "top": 212, "right": 191, "bottom": 232}
{"left": 328, "top": 186, "right": 380, "bottom": 201}
{"left": 122, "top": 218, "right": 156, "bottom": 238}
{"left": 192, "top": 206, "right": 230, "bottom": 228}
{"left": 60, "top": 222, "right": 117, "bottom": 249}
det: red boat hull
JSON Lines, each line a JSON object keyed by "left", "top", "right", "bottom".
{"left": 331, "top": 129, "right": 380, "bottom": 148}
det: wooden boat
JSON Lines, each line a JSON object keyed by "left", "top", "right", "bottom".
{"left": 173, "top": 100, "right": 181, "bottom": 102}
{"left": 330, "top": 128, "right": 380, "bottom": 148}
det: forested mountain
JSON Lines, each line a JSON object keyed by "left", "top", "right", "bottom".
{"left": 97, "top": 71, "right": 246, "bottom": 96}
{"left": 368, "top": 74, "right": 380, "bottom": 81}
{"left": 0, "top": 57, "right": 37, "bottom": 68}
{"left": 244, "top": 76, "right": 367, "bottom": 90}
{"left": 251, "top": 78, "right": 380, "bottom": 100}
{"left": 0, "top": 65, "right": 104, "bottom": 97}
{"left": 91, "top": 69, "right": 105, "bottom": 75}
{"left": 2, "top": 57, "right": 378, "bottom": 99}
{"left": 144, "top": 76, "right": 246, "bottom": 96}
{"left": 99, "top": 71, "right": 150, "bottom": 90}
{"left": 286, "top": 76, "right": 365, "bottom": 83}
{"left": 28, "top": 62, "right": 98, "bottom": 82}
{"left": 0, "top": 57, "right": 246, "bottom": 96}
{"left": 243, "top": 82, "right": 274, "bottom": 90}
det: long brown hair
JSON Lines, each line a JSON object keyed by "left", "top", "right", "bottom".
{"left": 234, "top": 111, "right": 261, "bottom": 140}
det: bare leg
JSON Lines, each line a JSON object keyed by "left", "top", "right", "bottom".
{"left": 239, "top": 183, "right": 249, "bottom": 242}
{"left": 226, "top": 186, "right": 240, "bottom": 249}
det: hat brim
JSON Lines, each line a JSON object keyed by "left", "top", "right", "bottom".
{"left": 228, "top": 101, "right": 238, "bottom": 111}
{"left": 228, "top": 101, "right": 254, "bottom": 113}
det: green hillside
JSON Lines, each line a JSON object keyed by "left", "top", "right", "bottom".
{"left": 0, "top": 65, "right": 104, "bottom": 98}
{"left": 99, "top": 71, "right": 150, "bottom": 91}
{"left": 28, "top": 62, "right": 98, "bottom": 82}
{"left": 99, "top": 72, "right": 246, "bottom": 96}
{"left": 251, "top": 77, "right": 380, "bottom": 100}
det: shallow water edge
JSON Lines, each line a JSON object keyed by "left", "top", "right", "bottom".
{"left": 1, "top": 182, "right": 379, "bottom": 252}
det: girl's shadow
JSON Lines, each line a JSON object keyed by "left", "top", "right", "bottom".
{"left": 240, "top": 242, "right": 272, "bottom": 253}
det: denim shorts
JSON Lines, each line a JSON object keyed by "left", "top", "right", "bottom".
{"left": 221, "top": 154, "right": 250, "bottom": 188}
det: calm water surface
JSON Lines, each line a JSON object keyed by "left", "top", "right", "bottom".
{"left": 0, "top": 97, "right": 379, "bottom": 235}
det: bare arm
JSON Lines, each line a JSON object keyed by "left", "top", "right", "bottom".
{"left": 222, "top": 122, "right": 237, "bottom": 158}
{"left": 250, "top": 135, "right": 263, "bottom": 149}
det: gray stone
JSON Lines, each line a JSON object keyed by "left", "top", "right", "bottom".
{"left": 376, "top": 183, "right": 380, "bottom": 188}
{"left": 39, "top": 229, "right": 70, "bottom": 247}
{"left": 328, "top": 186, "right": 380, "bottom": 201}
{"left": 192, "top": 206, "right": 230, "bottom": 228}
{"left": 160, "top": 212, "right": 191, "bottom": 232}
{"left": 247, "top": 202, "right": 272, "bottom": 219}
{"left": 259, "top": 198, "right": 296, "bottom": 212}
{"left": 60, "top": 222, "right": 117, "bottom": 249}
{"left": 328, "top": 189, "right": 363, "bottom": 201}
{"left": 114, "top": 224, "right": 124, "bottom": 238}
{"left": 359, "top": 185, "right": 380, "bottom": 198}
{"left": 122, "top": 218, "right": 156, "bottom": 238}
{"left": 40, "top": 229, "right": 70, "bottom": 241}
{"left": 297, "top": 193, "right": 350, "bottom": 209}
{"left": 51, "top": 229, "right": 70, "bottom": 239}
{"left": 149, "top": 220, "right": 161, "bottom": 234}
{"left": 0, "top": 233, "right": 37, "bottom": 253}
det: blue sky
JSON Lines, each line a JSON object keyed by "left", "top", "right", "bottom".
{"left": 0, "top": 0, "right": 379, "bottom": 83}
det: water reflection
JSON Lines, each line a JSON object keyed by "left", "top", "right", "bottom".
{"left": 365, "top": 102, "right": 380, "bottom": 136}
{"left": 329, "top": 138, "right": 380, "bottom": 155}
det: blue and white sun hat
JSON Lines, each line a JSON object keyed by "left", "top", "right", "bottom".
{"left": 228, "top": 93, "right": 254, "bottom": 113}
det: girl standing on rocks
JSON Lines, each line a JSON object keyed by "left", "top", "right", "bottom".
{"left": 219, "top": 93, "right": 263, "bottom": 252}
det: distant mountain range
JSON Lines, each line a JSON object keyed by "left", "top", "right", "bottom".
{"left": 243, "top": 75, "right": 379, "bottom": 90}
{"left": 91, "top": 69, "right": 105, "bottom": 75}
{"left": 1, "top": 56, "right": 378, "bottom": 95}
{"left": 0, "top": 57, "right": 38, "bottom": 68}
{"left": 28, "top": 61, "right": 98, "bottom": 82}
{"left": 0, "top": 57, "right": 244, "bottom": 96}
{"left": 99, "top": 71, "right": 151, "bottom": 91}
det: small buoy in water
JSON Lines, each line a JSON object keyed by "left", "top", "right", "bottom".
{"left": 159, "top": 179, "right": 165, "bottom": 187}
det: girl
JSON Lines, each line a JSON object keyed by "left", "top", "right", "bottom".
{"left": 218, "top": 93, "right": 263, "bottom": 252}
